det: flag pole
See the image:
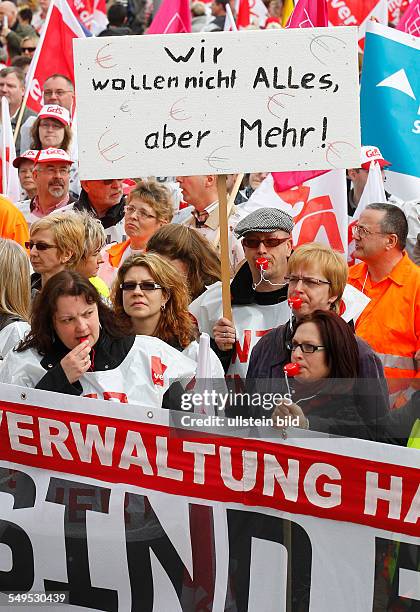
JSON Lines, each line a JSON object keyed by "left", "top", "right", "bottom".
{"left": 13, "top": 0, "right": 55, "bottom": 144}
{"left": 217, "top": 174, "right": 233, "bottom": 349}
{"left": 1, "top": 98, "right": 8, "bottom": 194}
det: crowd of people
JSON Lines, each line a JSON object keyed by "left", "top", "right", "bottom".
{"left": 0, "top": 0, "right": 417, "bottom": 609}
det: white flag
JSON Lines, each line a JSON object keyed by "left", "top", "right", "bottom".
{"left": 1, "top": 97, "right": 20, "bottom": 203}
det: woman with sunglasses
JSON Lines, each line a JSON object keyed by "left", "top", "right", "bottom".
{"left": 112, "top": 253, "right": 225, "bottom": 379}
{"left": 247, "top": 243, "right": 389, "bottom": 437}
{"left": 103, "top": 180, "right": 173, "bottom": 283}
{"left": 28, "top": 210, "right": 85, "bottom": 295}
{"left": 0, "top": 270, "right": 195, "bottom": 408}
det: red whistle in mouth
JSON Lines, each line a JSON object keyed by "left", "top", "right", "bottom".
{"left": 255, "top": 257, "right": 269, "bottom": 270}
{"left": 79, "top": 336, "right": 89, "bottom": 343}
{"left": 283, "top": 362, "right": 301, "bottom": 377}
{"left": 288, "top": 296, "right": 303, "bottom": 309}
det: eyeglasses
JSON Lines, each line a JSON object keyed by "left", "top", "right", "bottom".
{"left": 37, "top": 166, "right": 70, "bottom": 176}
{"left": 285, "top": 275, "right": 331, "bottom": 288}
{"left": 25, "top": 241, "right": 57, "bottom": 251}
{"left": 39, "top": 120, "right": 64, "bottom": 130}
{"left": 286, "top": 341, "right": 326, "bottom": 354}
{"left": 21, "top": 47, "right": 36, "bottom": 53}
{"left": 120, "top": 281, "right": 163, "bottom": 292}
{"left": 125, "top": 205, "right": 157, "bottom": 220}
{"left": 43, "top": 89, "right": 73, "bottom": 98}
{"left": 351, "top": 224, "right": 386, "bottom": 239}
{"left": 242, "top": 236, "right": 290, "bottom": 248}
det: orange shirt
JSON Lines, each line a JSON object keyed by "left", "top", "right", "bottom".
{"left": 0, "top": 195, "right": 29, "bottom": 248}
{"left": 349, "top": 252, "right": 420, "bottom": 405}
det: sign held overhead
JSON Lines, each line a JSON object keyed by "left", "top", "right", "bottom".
{"left": 74, "top": 29, "right": 361, "bottom": 179}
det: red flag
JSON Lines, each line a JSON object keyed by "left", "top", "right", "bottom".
{"left": 327, "top": 0, "right": 388, "bottom": 49}
{"left": 67, "top": 0, "right": 107, "bottom": 33}
{"left": 25, "top": 0, "right": 86, "bottom": 114}
{"left": 147, "top": 0, "right": 192, "bottom": 34}
{"left": 237, "top": 0, "right": 251, "bottom": 28}
{"left": 287, "top": 0, "right": 328, "bottom": 27}
{"left": 397, "top": 0, "right": 420, "bottom": 35}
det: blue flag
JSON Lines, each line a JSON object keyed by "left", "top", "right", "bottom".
{"left": 360, "top": 22, "right": 420, "bottom": 179}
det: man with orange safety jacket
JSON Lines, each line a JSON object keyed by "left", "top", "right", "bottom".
{"left": 349, "top": 203, "right": 419, "bottom": 409}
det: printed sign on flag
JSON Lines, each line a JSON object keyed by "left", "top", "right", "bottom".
{"left": 327, "top": 0, "right": 388, "bottom": 48}
{"left": 360, "top": 21, "right": 420, "bottom": 179}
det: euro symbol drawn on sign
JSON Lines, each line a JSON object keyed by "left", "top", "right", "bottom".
{"left": 169, "top": 97, "right": 191, "bottom": 121}
{"left": 204, "top": 146, "right": 233, "bottom": 172}
{"left": 325, "top": 141, "right": 357, "bottom": 168}
{"left": 95, "top": 44, "right": 117, "bottom": 69}
{"left": 98, "top": 130, "right": 126, "bottom": 163}
{"left": 120, "top": 101, "right": 131, "bottom": 113}
{"left": 267, "top": 93, "right": 296, "bottom": 119}
{"left": 309, "top": 35, "right": 347, "bottom": 66}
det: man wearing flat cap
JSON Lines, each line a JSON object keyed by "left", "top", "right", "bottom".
{"left": 190, "top": 207, "right": 294, "bottom": 379}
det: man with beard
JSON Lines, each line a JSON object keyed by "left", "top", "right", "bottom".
{"left": 17, "top": 148, "right": 75, "bottom": 226}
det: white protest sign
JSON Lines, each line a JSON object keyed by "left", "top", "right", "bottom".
{"left": 73, "top": 28, "right": 361, "bottom": 179}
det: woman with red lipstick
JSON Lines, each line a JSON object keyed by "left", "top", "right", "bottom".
{"left": 246, "top": 242, "right": 390, "bottom": 438}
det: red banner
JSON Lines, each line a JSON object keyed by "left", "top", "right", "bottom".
{"left": 1, "top": 398, "right": 419, "bottom": 538}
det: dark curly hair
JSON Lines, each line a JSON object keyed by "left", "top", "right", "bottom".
{"left": 18, "top": 271, "right": 128, "bottom": 355}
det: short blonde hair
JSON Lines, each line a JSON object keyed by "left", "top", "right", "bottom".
{"left": 0, "top": 239, "right": 30, "bottom": 321}
{"left": 74, "top": 210, "right": 106, "bottom": 259}
{"left": 287, "top": 243, "right": 348, "bottom": 312}
{"left": 127, "top": 179, "right": 174, "bottom": 223}
{"left": 30, "top": 210, "right": 85, "bottom": 269}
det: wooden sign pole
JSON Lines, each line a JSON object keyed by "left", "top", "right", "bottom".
{"left": 217, "top": 174, "right": 233, "bottom": 326}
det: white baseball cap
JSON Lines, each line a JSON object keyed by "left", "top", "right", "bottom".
{"left": 360, "top": 145, "right": 391, "bottom": 170}
{"left": 33, "top": 148, "right": 73, "bottom": 165}
{"left": 38, "top": 104, "right": 70, "bottom": 126}
{"left": 12, "top": 149, "right": 39, "bottom": 168}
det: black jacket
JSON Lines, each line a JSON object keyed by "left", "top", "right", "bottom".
{"left": 211, "top": 261, "right": 288, "bottom": 372}
{"left": 73, "top": 189, "right": 126, "bottom": 232}
{"left": 33, "top": 330, "right": 184, "bottom": 410}
{"left": 246, "top": 321, "right": 390, "bottom": 440}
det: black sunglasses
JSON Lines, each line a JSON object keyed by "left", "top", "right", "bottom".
{"left": 25, "top": 241, "right": 57, "bottom": 251}
{"left": 22, "top": 47, "right": 36, "bottom": 52}
{"left": 120, "top": 281, "right": 162, "bottom": 292}
{"left": 242, "top": 236, "right": 290, "bottom": 248}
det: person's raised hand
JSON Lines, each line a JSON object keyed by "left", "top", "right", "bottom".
{"left": 60, "top": 340, "right": 91, "bottom": 384}
{"left": 213, "top": 317, "right": 236, "bottom": 351}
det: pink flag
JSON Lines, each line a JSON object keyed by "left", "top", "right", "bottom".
{"left": 287, "top": 0, "right": 328, "bottom": 27}
{"left": 397, "top": 0, "right": 420, "bottom": 35}
{"left": 147, "top": 0, "right": 192, "bottom": 34}
{"left": 25, "top": 0, "right": 86, "bottom": 114}
{"left": 272, "top": 170, "right": 329, "bottom": 192}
